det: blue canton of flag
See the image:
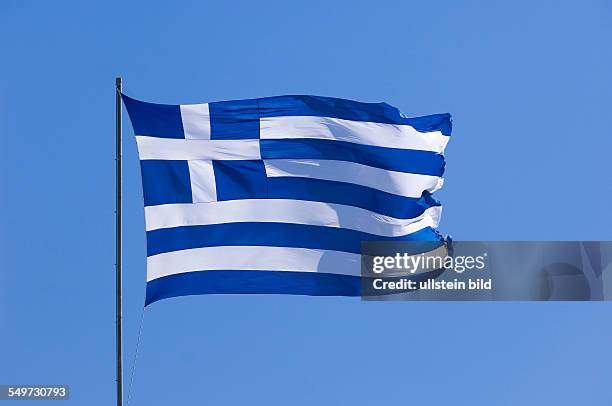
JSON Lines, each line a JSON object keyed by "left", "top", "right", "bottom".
{"left": 122, "top": 94, "right": 451, "bottom": 305}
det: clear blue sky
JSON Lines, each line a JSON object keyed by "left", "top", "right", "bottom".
{"left": 1, "top": 1, "right": 611, "bottom": 405}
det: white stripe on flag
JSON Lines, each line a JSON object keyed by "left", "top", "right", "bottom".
{"left": 263, "top": 159, "right": 443, "bottom": 198}
{"left": 180, "top": 103, "right": 211, "bottom": 139}
{"left": 188, "top": 160, "right": 217, "bottom": 203}
{"left": 146, "top": 246, "right": 361, "bottom": 281}
{"left": 144, "top": 200, "right": 442, "bottom": 235}
{"left": 135, "top": 136, "right": 261, "bottom": 160}
{"left": 260, "top": 115, "right": 449, "bottom": 153}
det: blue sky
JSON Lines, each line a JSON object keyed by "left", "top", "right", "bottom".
{"left": 1, "top": 0, "right": 611, "bottom": 405}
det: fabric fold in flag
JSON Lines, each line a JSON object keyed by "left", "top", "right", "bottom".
{"left": 122, "top": 94, "right": 451, "bottom": 305}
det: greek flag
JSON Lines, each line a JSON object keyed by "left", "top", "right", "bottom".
{"left": 122, "top": 94, "right": 451, "bottom": 305}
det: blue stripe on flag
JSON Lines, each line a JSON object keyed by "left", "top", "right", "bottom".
{"left": 145, "top": 270, "right": 362, "bottom": 305}
{"left": 268, "top": 177, "right": 440, "bottom": 219}
{"left": 145, "top": 267, "right": 447, "bottom": 305}
{"left": 146, "top": 223, "right": 441, "bottom": 256}
{"left": 122, "top": 94, "right": 184, "bottom": 139}
{"left": 260, "top": 139, "right": 445, "bottom": 176}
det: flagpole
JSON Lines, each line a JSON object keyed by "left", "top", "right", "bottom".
{"left": 115, "top": 77, "right": 123, "bottom": 406}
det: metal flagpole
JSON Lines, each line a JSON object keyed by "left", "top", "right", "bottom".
{"left": 115, "top": 77, "right": 123, "bottom": 406}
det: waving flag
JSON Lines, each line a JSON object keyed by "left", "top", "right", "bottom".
{"left": 122, "top": 94, "right": 451, "bottom": 305}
